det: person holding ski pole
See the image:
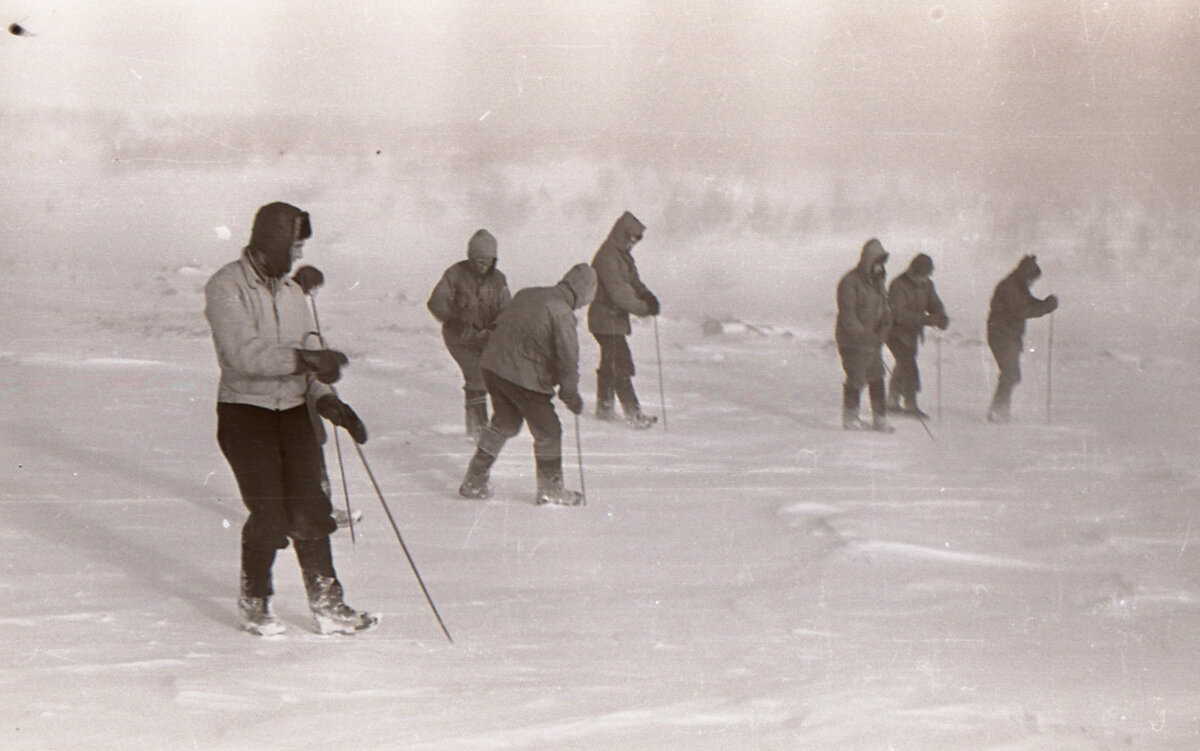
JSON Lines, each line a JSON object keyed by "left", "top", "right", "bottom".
{"left": 459, "top": 263, "right": 596, "bottom": 506}
{"left": 204, "top": 201, "right": 375, "bottom": 637}
{"left": 986, "top": 254, "right": 1058, "bottom": 423}
{"left": 836, "top": 238, "right": 895, "bottom": 432}
{"left": 886, "top": 253, "right": 949, "bottom": 419}
{"left": 588, "top": 211, "right": 659, "bottom": 429}
{"left": 427, "top": 229, "right": 511, "bottom": 438}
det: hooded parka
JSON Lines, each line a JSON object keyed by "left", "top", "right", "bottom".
{"left": 587, "top": 212, "right": 653, "bottom": 336}
{"left": 835, "top": 239, "right": 893, "bottom": 352}
{"left": 480, "top": 264, "right": 596, "bottom": 397}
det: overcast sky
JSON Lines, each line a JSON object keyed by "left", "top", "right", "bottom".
{"left": 4, "top": 0, "right": 1197, "bottom": 146}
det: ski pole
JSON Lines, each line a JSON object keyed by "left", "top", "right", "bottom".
{"left": 354, "top": 443, "right": 454, "bottom": 644}
{"left": 331, "top": 431, "right": 355, "bottom": 545}
{"left": 299, "top": 273, "right": 452, "bottom": 643}
{"left": 303, "top": 292, "right": 357, "bottom": 544}
{"left": 882, "top": 357, "right": 936, "bottom": 443}
{"left": 653, "top": 316, "right": 668, "bottom": 432}
{"left": 936, "top": 332, "right": 942, "bottom": 424}
{"left": 574, "top": 413, "right": 586, "bottom": 502}
{"left": 1046, "top": 313, "right": 1054, "bottom": 425}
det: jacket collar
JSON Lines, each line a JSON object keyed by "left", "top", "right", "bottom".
{"left": 240, "top": 249, "right": 288, "bottom": 294}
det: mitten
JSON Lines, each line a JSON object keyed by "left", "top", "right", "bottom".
{"left": 316, "top": 395, "right": 368, "bottom": 444}
{"left": 559, "top": 388, "right": 584, "bottom": 415}
{"left": 295, "top": 349, "right": 348, "bottom": 384}
{"left": 292, "top": 265, "right": 325, "bottom": 294}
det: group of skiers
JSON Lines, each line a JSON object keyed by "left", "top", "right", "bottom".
{"left": 203, "top": 202, "right": 1057, "bottom": 637}
{"left": 203, "top": 204, "right": 662, "bottom": 635}
{"left": 427, "top": 210, "right": 661, "bottom": 508}
{"left": 836, "top": 237, "right": 1057, "bottom": 433}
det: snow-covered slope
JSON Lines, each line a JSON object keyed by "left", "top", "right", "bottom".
{"left": 3, "top": 259, "right": 1199, "bottom": 750}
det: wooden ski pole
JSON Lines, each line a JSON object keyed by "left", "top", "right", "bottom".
{"left": 936, "top": 332, "right": 942, "bottom": 424}
{"left": 305, "top": 290, "right": 357, "bottom": 544}
{"left": 653, "top": 316, "right": 667, "bottom": 432}
{"left": 1046, "top": 313, "right": 1054, "bottom": 425}
{"left": 574, "top": 414, "right": 586, "bottom": 503}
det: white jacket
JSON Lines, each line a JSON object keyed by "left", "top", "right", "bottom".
{"left": 204, "top": 251, "right": 332, "bottom": 410}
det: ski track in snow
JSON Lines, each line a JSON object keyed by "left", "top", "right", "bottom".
{"left": 846, "top": 540, "right": 1053, "bottom": 570}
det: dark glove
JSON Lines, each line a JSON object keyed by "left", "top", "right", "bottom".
{"left": 444, "top": 318, "right": 469, "bottom": 340}
{"left": 292, "top": 265, "right": 325, "bottom": 294}
{"left": 1044, "top": 294, "right": 1059, "bottom": 313}
{"left": 316, "top": 395, "right": 368, "bottom": 444}
{"left": 295, "top": 349, "right": 348, "bottom": 384}
{"left": 642, "top": 292, "right": 661, "bottom": 317}
{"left": 559, "top": 388, "right": 583, "bottom": 415}
{"left": 925, "top": 313, "right": 950, "bottom": 330}
{"left": 468, "top": 326, "right": 491, "bottom": 347}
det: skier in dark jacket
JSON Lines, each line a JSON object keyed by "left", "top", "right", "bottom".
{"left": 986, "top": 255, "right": 1058, "bottom": 422}
{"left": 587, "top": 211, "right": 659, "bottom": 429}
{"left": 836, "top": 238, "right": 895, "bottom": 432}
{"left": 204, "top": 201, "right": 375, "bottom": 637}
{"left": 886, "top": 253, "right": 949, "bottom": 418}
{"left": 427, "top": 229, "right": 512, "bottom": 438}
{"left": 459, "top": 263, "right": 596, "bottom": 506}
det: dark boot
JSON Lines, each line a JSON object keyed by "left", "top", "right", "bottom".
{"left": 464, "top": 389, "right": 488, "bottom": 438}
{"left": 905, "top": 393, "right": 930, "bottom": 420}
{"left": 868, "top": 379, "right": 895, "bottom": 433}
{"left": 294, "top": 538, "right": 377, "bottom": 635}
{"left": 459, "top": 448, "right": 497, "bottom": 499}
{"left": 842, "top": 384, "right": 867, "bottom": 430}
{"left": 886, "top": 371, "right": 902, "bottom": 412}
{"left": 612, "top": 375, "right": 656, "bottom": 429}
{"left": 987, "top": 381, "right": 1015, "bottom": 423}
{"left": 595, "top": 368, "right": 619, "bottom": 421}
{"left": 238, "top": 545, "right": 284, "bottom": 636}
{"left": 535, "top": 459, "right": 584, "bottom": 507}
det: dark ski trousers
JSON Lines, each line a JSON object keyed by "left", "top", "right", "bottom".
{"left": 443, "top": 329, "right": 487, "bottom": 392}
{"left": 217, "top": 403, "right": 337, "bottom": 597}
{"left": 593, "top": 333, "right": 639, "bottom": 414}
{"left": 987, "top": 327, "right": 1023, "bottom": 411}
{"left": 886, "top": 337, "right": 921, "bottom": 399}
{"left": 479, "top": 368, "right": 563, "bottom": 472}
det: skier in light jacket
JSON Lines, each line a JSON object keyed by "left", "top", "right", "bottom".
{"left": 836, "top": 238, "right": 895, "bottom": 432}
{"left": 886, "top": 253, "right": 949, "bottom": 418}
{"left": 427, "top": 229, "right": 512, "bottom": 438}
{"left": 986, "top": 254, "right": 1058, "bottom": 422}
{"left": 204, "top": 201, "right": 375, "bottom": 637}
{"left": 459, "top": 263, "right": 596, "bottom": 506}
{"left": 587, "top": 211, "right": 659, "bottom": 429}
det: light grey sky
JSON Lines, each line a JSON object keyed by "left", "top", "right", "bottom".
{"left": 4, "top": 0, "right": 1196, "bottom": 145}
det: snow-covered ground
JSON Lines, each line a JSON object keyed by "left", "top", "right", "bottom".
{"left": 3, "top": 241, "right": 1200, "bottom": 749}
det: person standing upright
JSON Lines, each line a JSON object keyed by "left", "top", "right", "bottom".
{"left": 459, "top": 263, "right": 596, "bottom": 506}
{"left": 836, "top": 238, "right": 895, "bottom": 432}
{"left": 986, "top": 255, "right": 1058, "bottom": 422}
{"left": 886, "top": 253, "right": 949, "bottom": 418}
{"left": 427, "top": 229, "right": 512, "bottom": 438}
{"left": 588, "top": 211, "right": 659, "bottom": 429}
{"left": 205, "top": 201, "right": 375, "bottom": 637}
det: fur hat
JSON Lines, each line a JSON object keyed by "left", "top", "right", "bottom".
{"left": 250, "top": 202, "right": 311, "bottom": 255}
{"left": 467, "top": 229, "right": 498, "bottom": 261}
